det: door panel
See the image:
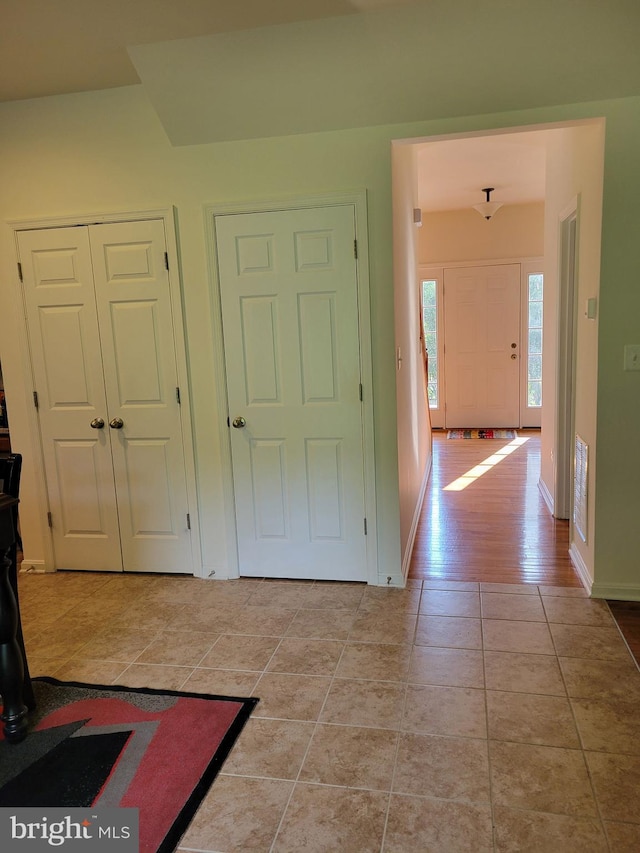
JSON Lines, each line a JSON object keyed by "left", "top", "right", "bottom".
{"left": 109, "top": 301, "right": 164, "bottom": 404}
{"left": 444, "top": 264, "right": 520, "bottom": 428}
{"left": 240, "top": 296, "right": 280, "bottom": 404}
{"left": 306, "top": 438, "right": 344, "bottom": 540}
{"left": 89, "top": 220, "right": 192, "bottom": 574}
{"left": 54, "top": 439, "right": 117, "bottom": 538}
{"left": 18, "top": 227, "right": 123, "bottom": 571}
{"left": 215, "top": 205, "right": 367, "bottom": 581}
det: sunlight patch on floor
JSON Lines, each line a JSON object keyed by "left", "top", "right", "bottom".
{"left": 443, "top": 437, "right": 530, "bottom": 492}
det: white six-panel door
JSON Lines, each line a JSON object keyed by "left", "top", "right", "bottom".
{"left": 215, "top": 205, "right": 367, "bottom": 581}
{"left": 18, "top": 220, "right": 192, "bottom": 573}
{"left": 444, "top": 264, "right": 521, "bottom": 428}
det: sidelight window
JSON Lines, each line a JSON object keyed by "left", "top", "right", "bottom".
{"left": 422, "top": 279, "right": 439, "bottom": 408}
{"left": 527, "top": 273, "right": 543, "bottom": 407}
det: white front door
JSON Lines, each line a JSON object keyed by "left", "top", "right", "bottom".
{"left": 215, "top": 205, "right": 368, "bottom": 581}
{"left": 444, "top": 264, "right": 521, "bottom": 428}
{"left": 18, "top": 220, "right": 193, "bottom": 573}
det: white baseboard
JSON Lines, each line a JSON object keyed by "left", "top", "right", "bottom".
{"left": 200, "top": 563, "right": 239, "bottom": 580}
{"left": 401, "top": 453, "right": 433, "bottom": 586}
{"left": 374, "top": 574, "right": 406, "bottom": 588}
{"left": 569, "top": 543, "right": 593, "bottom": 594}
{"left": 538, "top": 477, "right": 554, "bottom": 515}
{"left": 591, "top": 581, "right": 640, "bottom": 601}
{"left": 19, "top": 560, "right": 48, "bottom": 574}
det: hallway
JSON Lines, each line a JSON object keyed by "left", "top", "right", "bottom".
{"left": 410, "top": 430, "right": 580, "bottom": 587}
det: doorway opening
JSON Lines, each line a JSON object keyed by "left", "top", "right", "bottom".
{"left": 393, "top": 119, "right": 605, "bottom": 586}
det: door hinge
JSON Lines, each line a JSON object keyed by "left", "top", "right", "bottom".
{"left": 364, "top": 517, "right": 368, "bottom": 535}
{"left": 47, "top": 511, "right": 52, "bottom": 528}
{"left": 17, "top": 262, "right": 23, "bottom": 282}
{"left": 176, "top": 386, "right": 181, "bottom": 405}
{"left": 186, "top": 513, "right": 191, "bottom": 530}
{"left": 33, "top": 391, "right": 39, "bottom": 409}
{"left": 359, "top": 383, "right": 363, "bottom": 402}
{"left": 354, "top": 239, "right": 358, "bottom": 260}
{"left": 164, "top": 252, "right": 169, "bottom": 270}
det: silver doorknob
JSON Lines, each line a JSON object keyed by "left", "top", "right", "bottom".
{"left": 511, "top": 353, "right": 518, "bottom": 360}
{"left": 109, "top": 417, "right": 124, "bottom": 429}
{"left": 232, "top": 416, "right": 247, "bottom": 429}
{"left": 90, "top": 417, "right": 105, "bottom": 429}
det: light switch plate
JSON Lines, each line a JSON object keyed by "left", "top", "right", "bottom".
{"left": 624, "top": 344, "right": 640, "bottom": 371}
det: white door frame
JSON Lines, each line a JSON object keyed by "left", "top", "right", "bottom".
{"left": 10, "top": 207, "right": 202, "bottom": 576}
{"left": 420, "top": 257, "right": 543, "bottom": 430}
{"left": 555, "top": 198, "right": 580, "bottom": 520}
{"left": 204, "top": 191, "right": 378, "bottom": 583}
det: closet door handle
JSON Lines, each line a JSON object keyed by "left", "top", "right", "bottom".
{"left": 109, "top": 417, "right": 124, "bottom": 430}
{"left": 90, "top": 418, "right": 105, "bottom": 429}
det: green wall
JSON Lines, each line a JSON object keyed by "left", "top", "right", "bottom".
{"left": 0, "top": 86, "right": 639, "bottom": 592}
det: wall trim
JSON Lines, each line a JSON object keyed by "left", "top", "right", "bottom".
{"left": 201, "top": 563, "right": 234, "bottom": 581}
{"left": 569, "top": 542, "right": 593, "bottom": 595}
{"left": 419, "top": 256, "right": 543, "bottom": 270}
{"left": 400, "top": 451, "right": 432, "bottom": 586}
{"left": 591, "top": 582, "right": 640, "bottom": 602}
{"left": 8, "top": 207, "right": 176, "bottom": 230}
{"left": 203, "top": 190, "right": 378, "bottom": 584}
{"left": 538, "top": 477, "right": 555, "bottom": 515}
{"left": 18, "top": 561, "right": 47, "bottom": 574}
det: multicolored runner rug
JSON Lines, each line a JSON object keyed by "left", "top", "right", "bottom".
{"left": 447, "top": 429, "right": 518, "bottom": 439}
{"left": 0, "top": 677, "right": 258, "bottom": 853}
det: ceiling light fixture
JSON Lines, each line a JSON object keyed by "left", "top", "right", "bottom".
{"left": 473, "top": 187, "right": 503, "bottom": 221}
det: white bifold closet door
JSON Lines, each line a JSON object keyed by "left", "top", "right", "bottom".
{"left": 18, "top": 219, "right": 193, "bottom": 573}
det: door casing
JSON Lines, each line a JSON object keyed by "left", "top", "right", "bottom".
{"left": 420, "top": 257, "right": 544, "bottom": 430}
{"left": 11, "top": 207, "right": 201, "bottom": 576}
{"left": 205, "top": 191, "right": 378, "bottom": 583}
{"left": 555, "top": 200, "right": 579, "bottom": 521}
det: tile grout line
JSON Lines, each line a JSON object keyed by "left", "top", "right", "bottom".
{"left": 379, "top": 578, "right": 423, "bottom": 853}
{"left": 480, "top": 587, "right": 498, "bottom": 853}
{"left": 545, "top": 599, "right": 612, "bottom": 850}
{"left": 267, "top": 595, "right": 364, "bottom": 852}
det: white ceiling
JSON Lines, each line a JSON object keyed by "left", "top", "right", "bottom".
{"left": 0, "top": 1, "right": 599, "bottom": 211}
{"left": 415, "top": 130, "right": 549, "bottom": 212}
{"left": 0, "top": 0, "right": 415, "bottom": 102}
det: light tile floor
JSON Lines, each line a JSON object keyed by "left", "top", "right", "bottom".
{"left": 17, "top": 571, "right": 640, "bottom": 852}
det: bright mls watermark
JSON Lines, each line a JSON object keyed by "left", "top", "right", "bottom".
{"left": 0, "top": 808, "right": 138, "bottom": 851}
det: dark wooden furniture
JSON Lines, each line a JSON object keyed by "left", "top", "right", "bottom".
{"left": 0, "top": 494, "right": 30, "bottom": 741}
{"left": 0, "top": 453, "right": 34, "bottom": 742}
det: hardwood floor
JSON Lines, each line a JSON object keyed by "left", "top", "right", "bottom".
{"left": 409, "top": 429, "right": 581, "bottom": 586}
{"left": 408, "top": 429, "right": 640, "bottom": 666}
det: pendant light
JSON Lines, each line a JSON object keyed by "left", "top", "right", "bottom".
{"left": 473, "top": 187, "right": 503, "bottom": 220}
